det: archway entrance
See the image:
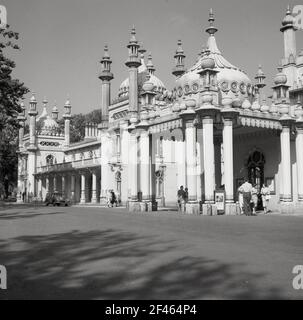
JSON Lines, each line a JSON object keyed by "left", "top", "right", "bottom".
{"left": 247, "top": 150, "right": 265, "bottom": 209}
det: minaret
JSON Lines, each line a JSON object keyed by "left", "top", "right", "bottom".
{"left": 99, "top": 45, "right": 114, "bottom": 129}
{"left": 125, "top": 26, "right": 141, "bottom": 125}
{"left": 255, "top": 65, "right": 266, "bottom": 103}
{"left": 52, "top": 103, "right": 59, "bottom": 120}
{"left": 146, "top": 54, "right": 155, "bottom": 75}
{"left": 172, "top": 40, "right": 186, "bottom": 77}
{"left": 280, "top": 5, "right": 297, "bottom": 88}
{"left": 17, "top": 102, "right": 26, "bottom": 149}
{"left": 281, "top": 5, "right": 297, "bottom": 63}
{"left": 28, "top": 93, "right": 38, "bottom": 150}
{"left": 27, "top": 93, "right": 38, "bottom": 196}
{"left": 63, "top": 98, "right": 71, "bottom": 147}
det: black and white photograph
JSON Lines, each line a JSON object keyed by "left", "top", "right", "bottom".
{"left": 1, "top": 0, "right": 303, "bottom": 303}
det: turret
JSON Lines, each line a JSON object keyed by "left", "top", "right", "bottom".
{"left": 52, "top": 103, "right": 59, "bottom": 120}
{"left": 255, "top": 65, "right": 266, "bottom": 102}
{"left": 99, "top": 45, "right": 114, "bottom": 129}
{"left": 146, "top": 53, "right": 155, "bottom": 75}
{"left": 172, "top": 40, "right": 186, "bottom": 77}
{"left": 281, "top": 5, "right": 297, "bottom": 64}
{"left": 28, "top": 93, "right": 38, "bottom": 150}
{"left": 63, "top": 98, "right": 71, "bottom": 147}
{"left": 125, "top": 26, "right": 141, "bottom": 125}
{"left": 17, "top": 101, "right": 26, "bottom": 149}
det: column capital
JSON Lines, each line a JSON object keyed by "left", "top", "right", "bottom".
{"left": 295, "top": 119, "right": 303, "bottom": 131}
{"left": 221, "top": 108, "right": 239, "bottom": 123}
{"left": 280, "top": 116, "right": 295, "bottom": 128}
{"left": 196, "top": 106, "right": 218, "bottom": 119}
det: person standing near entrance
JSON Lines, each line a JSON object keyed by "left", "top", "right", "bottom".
{"left": 261, "top": 184, "right": 270, "bottom": 214}
{"left": 251, "top": 184, "right": 258, "bottom": 215}
{"left": 177, "top": 186, "right": 186, "bottom": 212}
{"left": 240, "top": 179, "right": 253, "bottom": 216}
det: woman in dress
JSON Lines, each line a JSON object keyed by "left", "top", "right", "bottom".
{"left": 261, "top": 183, "right": 271, "bottom": 214}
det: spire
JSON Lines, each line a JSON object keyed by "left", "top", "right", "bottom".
{"left": 147, "top": 53, "right": 155, "bottom": 75}
{"left": 255, "top": 64, "right": 266, "bottom": 89}
{"left": 52, "top": 101, "right": 59, "bottom": 120}
{"left": 125, "top": 26, "right": 141, "bottom": 68}
{"left": 64, "top": 96, "right": 72, "bottom": 116}
{"left": 172, "top": 40, "right": 186, "bottom": 77}
{"left": 99, "top": 45, "right": 114, "bottom": 81}
{"left": 206, "top": 8, "right": 218, "bottom": 36}
{"left": 281, "top": 4, "right": 295, "bottom": 31}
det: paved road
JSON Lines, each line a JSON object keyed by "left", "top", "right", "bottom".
{"left": 0, "top": 205, "right": 303, "bottom": 300}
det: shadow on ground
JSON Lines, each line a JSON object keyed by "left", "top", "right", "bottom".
{"left": 0, "top": 228, "right": 285, "bottom": 300}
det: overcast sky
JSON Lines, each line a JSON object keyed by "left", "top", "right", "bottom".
{"left": 3, "top": 0, "right": 303, "bottom": 116}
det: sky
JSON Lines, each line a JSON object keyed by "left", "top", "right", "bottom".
{"left": 2, "top": 0, "right": 303, "bottom": 116}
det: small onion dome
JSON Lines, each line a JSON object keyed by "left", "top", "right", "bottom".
{"left": 52, "top": 105, "right": 58, "bottom": 113}
{"left": 149, "top": 110, "right": 156, "bottom": 119}
{"left": 270, "top": 101, "right": 278, "bottom": 114}
{"left": 274, "top": 66, "right": 287, "bottom": 85}
{"left": 172, "top": 102, "right": 181, "bottom": 112}
{"left": 260, "top": 100, "right": 270, "bottom": 112}
{"left": 185, "top": 99, "right": 196, "bottom": 109}
{"left": 282, "top": 6, "right": 295, "bottom": 26}
{"left": 232, "top": 95, "right": 242, "bottom": 108}
{"left": 201, "top": 49, "right": 215, "bottom": 69}
{"left": 242, "top": 98, "right": 251, "bottom": 109}
{"left": 251, "top": 99, "right": 261, "bottom": 111}
{"left": 30, "top": 93, "right": 37, "bottom": 102}
{"left": 65, "top": 99, "right": 71, "bottom": 107}
{"left": 179, "top": 100, "right": 187, "bottom": 110}
{"left": 142, "top": 81, "right": 154, "bottom": 92}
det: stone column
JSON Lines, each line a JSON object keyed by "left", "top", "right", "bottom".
{"left": 184, "top": 119, "right": 199, "bottom": 214}
{"left": 53, "top": 175, "right": 57, "bottom": 193}
{"left": 202, "top": 116, "right": 215, "bottom": 202}
{"left": 80, "top": 172, "right": 86, "bottom": 204}
{"left": 37, "top": 177, "right": 42, "bottom": 200}
{"left": 280, "top": 119, "right": 293, "bottom": 202}
{"left": 128, "top": 131, "right": 139, "bottom": 211}
{"left": 295, "top": 120, "right": 303, "bottom": 202}
{"left": 221, "top": 109, "right": 238, "bottom": 214}
{"left": 139, "top": 130, "right": 151, "bottom": 211}
{"left": 91, "top": 170, "right": 97, "bottom": 204}
{"left": 46, "top": 176, "right": 49, "bottom": 194}
{"left": 61, "top": 175, "right": 65, "bottom": 196}
{"left": 70, "top": 174, "right": 75, "bottom": 203}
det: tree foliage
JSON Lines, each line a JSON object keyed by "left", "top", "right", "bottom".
{"left": 0, "top": 26, "right": 29, "bottom": 198}
{"left": 57, "top": 109, "right": 101, "bottom": 143}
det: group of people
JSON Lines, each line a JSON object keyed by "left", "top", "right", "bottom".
{"left": 177, "top": 186, "right": 189, "bottom": 212}
{"left": 238, "top": 180, "right": 271, "bottom": 216}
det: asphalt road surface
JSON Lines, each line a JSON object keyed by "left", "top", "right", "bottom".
{"left": 0, "top": 205, "right": 303, "bottom": 300}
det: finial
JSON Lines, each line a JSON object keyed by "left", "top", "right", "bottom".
{"left": 147, "top": 53, "right": 155, "bottom": 75}
{"left": 130, "top": 25, "right": 137, "bottom": 43}
{"left": 287, "top": 4, "right": 291, "bottom": 14}
{"left": 30, "top": 92, "right": 36, "bottom": 102}
{"left": 138, "top": 43, "right": 146, "bottom": 59}
{"left": 206, "top": 8, "right": 218, "bottom": 35}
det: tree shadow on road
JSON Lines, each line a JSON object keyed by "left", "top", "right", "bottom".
{"left": 0, "top": 229, "right": 285, "bottom": 300}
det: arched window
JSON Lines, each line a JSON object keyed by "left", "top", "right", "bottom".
{"left": 247, "top": 150, "right": 265, "bottom": 191}
{"left": 46, "top": 155, "right": 55, "bottom": 166}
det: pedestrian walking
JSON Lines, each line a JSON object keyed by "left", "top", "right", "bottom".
{"left": 251, "top": 184, "right": 258, "bottom": 215}
{"left": 240, "top": 179, "right": 253, "bottom": 216}
{"left": 177, "top": 186, "right": 186, "bottom": 212}
{"left": 261, "top": 184, "right": 271, "bottom": 214}
{"left": 238, "top": 186, "right": 244, "bottom": 214}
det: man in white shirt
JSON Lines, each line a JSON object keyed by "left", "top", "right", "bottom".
{"left": 240, "top": 179, "right": 253, "bottom": 216}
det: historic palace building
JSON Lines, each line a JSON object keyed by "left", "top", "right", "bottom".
{"left": 17, "top": 7, "right": 303, "bottom": 214}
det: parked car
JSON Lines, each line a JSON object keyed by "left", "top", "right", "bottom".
{"left": 45, "top": 192, "right": 70, "bottom": 206}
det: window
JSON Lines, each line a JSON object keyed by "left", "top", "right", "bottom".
{"left": 46, "top": 155, "right": 55, "bottom": 166}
